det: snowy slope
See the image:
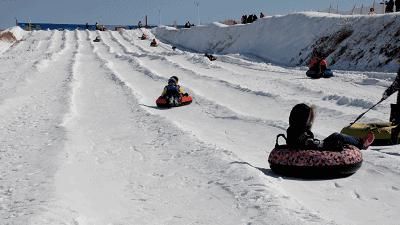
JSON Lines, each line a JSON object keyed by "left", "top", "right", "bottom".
{"left": 0, "top": 26, "right": 399, "bottom": 225}
{"left": 154, "top": 12, "right": 400, "bottom": 72}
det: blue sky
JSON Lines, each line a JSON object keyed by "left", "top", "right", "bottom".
{"left": 0, "top": 0, "right": 377, "bottom": 29}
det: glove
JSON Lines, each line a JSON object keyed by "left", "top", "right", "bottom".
{"left": 382, "top": 92, "right": 389, "bottom": 100}
{"left": 323, "top": 133, "right": 344, "bottom": 151}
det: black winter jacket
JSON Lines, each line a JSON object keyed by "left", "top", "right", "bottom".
{"left": 383, "top": 68, "right": 400, "bottom": 104}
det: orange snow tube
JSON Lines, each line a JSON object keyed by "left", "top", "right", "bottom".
{"left": 156, "top": 95, "right": 193, "bottom": 108}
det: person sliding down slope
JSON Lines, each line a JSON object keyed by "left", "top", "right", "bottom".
{"left": 150, "top": 39, "right": 158, "bottom": 47}
{"left": 161, "top": 76, "right": 186, "bottom": 106}
{"left": 306, "top": 52, "right": 332, "bottom": 79}
{"left": 93, "top": 36, "right": 101, "bottom": 42}
{"left": 205, "top": 53, "right": 217, "bottom": 61}
{"left": 140, "top": 33, "right": 147, "bottom": 40}
{"left": 287, "top": 103, "right": 374, "bottom": 151}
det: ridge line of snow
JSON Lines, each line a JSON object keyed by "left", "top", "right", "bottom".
{"left": 0, "top": 29, "right": 78, "bottom": 224}
{"left": 60, "top": 30, "right": 80, "bottom": 127}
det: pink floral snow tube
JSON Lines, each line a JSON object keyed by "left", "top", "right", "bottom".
{"left": 268, "top": 145, "right": 363, "bottom": 178}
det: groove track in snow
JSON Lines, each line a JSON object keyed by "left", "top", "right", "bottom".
{"left": 0, "top": 30, "right": 76, "bottom": 224}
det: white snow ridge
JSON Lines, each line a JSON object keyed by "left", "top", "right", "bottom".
{"left": 0, "top": 12, "right": 400, "bottom": 225}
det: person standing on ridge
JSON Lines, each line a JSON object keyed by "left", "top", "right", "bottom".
{"left": 184, "top": 21, "right": 191, "bottom": 28}
{"left": 246, "top": 15, "right": 253, "bottom": 23}
{"left": 386, "top": 0, "right": 395, "bottom": 13}
{"left": 242, "top": 15, "right": 248, "bottom": 24}
{"left": 381, "top": 65, "right": 400, "bottom": 144}
{"left": 95, "top": 22, "right": 100, "bottom": 30}
{"left": 395, "top": 0, "right": 400, "bottom": 11}
{"left": 253, "top": 14, "right": 258, "bottom": 21}
{"left": 368, "top": 7, "right": 376, "bottom": 15}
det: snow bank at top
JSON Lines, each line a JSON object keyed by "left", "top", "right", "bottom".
{"left": 154, "top": 12, "right": 400, "bottom": 72}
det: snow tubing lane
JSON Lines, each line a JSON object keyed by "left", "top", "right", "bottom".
{"left": 268, "top": 145, "right": 363, "bottom": 178}
{"left": 156, "top": 95, "right": 193, "bottom": 108}
{"left": 341, "top": 122, "right": 400, "bottom": 146}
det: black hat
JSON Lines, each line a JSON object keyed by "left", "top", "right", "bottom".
{"left": 289, "top": 103, "right": 314, "bottom": 129}
{"left": 168, "top": 77, "right": 177, "bottom": 85}
{"left": 170, "top": 76, "right": 179, "bottom": 82}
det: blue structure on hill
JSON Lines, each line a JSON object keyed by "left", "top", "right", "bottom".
{"left": 17, "top": 22, "right": 157, "bottom": 31}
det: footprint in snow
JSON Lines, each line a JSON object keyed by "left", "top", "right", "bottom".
{"left": 334, "top": 182, "right": 342, "bottom": 188}
{"left": 248, "top": 183, "right": 266, "bottom": 187}
{"left": 357, "top": 78, "right": 379, "bottom": 86}
{"left": 243, "top": 176, "right": 253, "bottom": 182}
{"left": 353, "top": 191, "right": 361, "bottom": 199}
{"left": 240, "top": 191, "right": 249, "bottom": 196}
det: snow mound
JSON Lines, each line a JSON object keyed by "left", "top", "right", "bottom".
{"left": 154, "top": 12, "right": 400, "bottom": 72}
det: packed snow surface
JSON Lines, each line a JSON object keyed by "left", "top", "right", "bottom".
{"left": 0, "top": 21, "right": 399, "bottom": 225}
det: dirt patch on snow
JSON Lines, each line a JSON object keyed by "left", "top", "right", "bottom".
{"left": 0, "top": 31, "right": 17, "bottom": 42}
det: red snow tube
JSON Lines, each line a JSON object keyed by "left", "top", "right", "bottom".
{"left": 268, "top": 134, "right": 363, "bottom": 178}
{"left": 156, "top": 95, "right": 193, "bottom": 108}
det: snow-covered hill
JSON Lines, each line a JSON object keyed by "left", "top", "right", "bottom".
{"left": 154, "top": 12, "right": 400, "bottom": 72}
{"left": 0, "top": 24, "right": 399, "bottom": 225}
